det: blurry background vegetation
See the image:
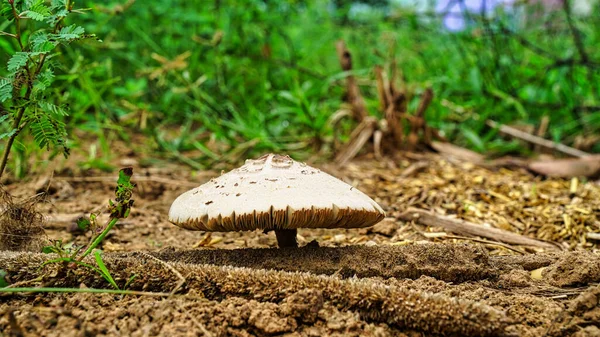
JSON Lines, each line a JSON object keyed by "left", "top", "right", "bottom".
{"left": 1, "top": 0, "right": 599, "bottom": 176}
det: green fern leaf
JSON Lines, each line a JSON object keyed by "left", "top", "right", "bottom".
{"left": 7, "top": 52, "right": 29, "bottom": 73}
{"left": 30, "top": 114, "right": 61, "bottom": 150}
{"left": 30, "top": 32, "right": 56, "bottom": 53}
{"left": 38, "top": 101, "right": 68, "bottom": 116}
{"left": 7, "top": 51, "right": 48, "bottom": 73}
{"left": 22, "top": 1, "right": 50, "bottom": 21}
{"left": 50, "top": 0, "right": 68, "bottom": 11}
{"left": 29, "top": 109, "right": 69, "bottom": 155}
{"left": 55, "top": 25, "right": 85, "bottom": 42}
{"left": 0, "top": 128, "right": 17, "bottom": 140}
{"left": 32, "top": 69, "right": 55, "bottom": 95}
{"left": 0, "top": 114, "right": 11, "bottom": 125}
{"left": 30, "top": 115, "right": 53, "bottom": 150}
{"left": 0, "top": 78, "right": 12, "bottom": 102}
{"left": 47, "top": 8, "right": 69, "bottom": 25}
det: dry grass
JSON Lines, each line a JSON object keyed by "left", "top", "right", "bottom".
{"left": 332, "top": 154, "right": 600, "bottom": 252}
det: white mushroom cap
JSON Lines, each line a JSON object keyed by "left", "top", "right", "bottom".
{"left": 168, "top": 154, "right": 385, "bottom": 231}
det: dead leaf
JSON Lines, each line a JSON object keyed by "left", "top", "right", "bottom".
{"left": 528, "top": 156, "right": 600, "bottom": 178}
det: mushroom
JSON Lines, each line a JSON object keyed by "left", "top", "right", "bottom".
{"left": 168, "top": 154, "right": 385, "bottom": 247}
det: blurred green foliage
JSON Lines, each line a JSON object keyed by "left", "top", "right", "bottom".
{"left": 1, "top": 0, "right": 599, "bottom": 175}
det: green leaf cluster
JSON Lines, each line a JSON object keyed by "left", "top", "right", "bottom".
{"left": 0, "top": 0, "right": 97, "bottom": 178}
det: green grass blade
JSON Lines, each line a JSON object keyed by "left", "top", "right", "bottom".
{"left": 0, "top": 287, "right": 170, "bottom": 296}
{"left": 94, "top": 250, "right": 119, "bottom": 290}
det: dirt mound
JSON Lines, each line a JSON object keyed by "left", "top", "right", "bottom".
{"left": 144, "top": 243, "right": 498, "bottom": 282}
{"left": 545, "top": 252, "right": 600, "bottom": 287}
{"left": 1, "top": 245, "right": 599, "bottom": 336}
{"left": 1, "top": 292, "right": 404, "bottom": 337}
{"left": 0, "top": 250, "right": 509, "bottom": 336}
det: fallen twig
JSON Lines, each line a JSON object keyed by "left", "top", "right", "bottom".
{"left": 334, "top": 117, "right": 377, "bottom": 166}
{"left": 443, "top": 235, "right": 527, "bottom": 255}
{"left": 398, "top": 208, "right": 559, "bottom": 250}
{"left": 487, "top": 120, "right": 589, "bottom": 158}
{"left": 138, "top": 252, "right": 186, "bottom": 296}
{"left": 399, "top": 161, "right": 429, "bottom": 178}
{"left": 138, "top": 253, "right": 213, "bottom": 336}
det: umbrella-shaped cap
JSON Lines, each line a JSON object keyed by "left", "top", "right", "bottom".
{"left": 168, "top": 154, "right": 385, "bottom": 232}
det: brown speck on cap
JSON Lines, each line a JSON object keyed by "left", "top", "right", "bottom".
{"left": 168, "top": 153, "right": 385, "bottom": 247}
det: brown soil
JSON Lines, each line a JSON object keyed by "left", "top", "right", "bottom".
{"left": 1, "top": 153, "right": 599, "bottom": 336}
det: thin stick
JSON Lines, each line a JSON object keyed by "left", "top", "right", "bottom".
{"left": 399, "top": 161, "right": 429, "bottom": 178}
{"left": 487, "top": 120, "right": 589, "bottom": 158}
{"left": 443, "top": 235, "right": 527, "bottom": 255}
{"left": 398, "top": 208, "right": 559, "bottom": 250}
{"left": 139, "top": 252, "right": 186, "bottom": 296}
{"left": 335, "top": 118, "right": 376, "bottom": 167}
{"left": 373, "top": 130, "right": 383, "bottom": 160}
{"left": 139, "top": 252, "right": 212, "bottom": 336}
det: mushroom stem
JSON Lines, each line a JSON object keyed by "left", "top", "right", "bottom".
{"left": 274, "top": 229, "right": 298, "bottom": 248}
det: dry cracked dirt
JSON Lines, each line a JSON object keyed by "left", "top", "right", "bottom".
{"left": 0, "top": 152, "right": 599, "bottom": 337}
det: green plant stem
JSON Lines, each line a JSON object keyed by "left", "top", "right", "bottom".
{"left": 40, "top": 257, "right": 107, "bottom": 282}
{"left": 0, "top": 87, "right": 31, "bottom": 179}
{"left": 10, "top": 2, "right": 24, "bottom": 50}
{"left": 78, "top": 217, "right": 119, "bottom": 260}
{"left": 0, "top": 2, "right": 30, "bottom": 179}
{"left": 0, "top": 287, "right": 171, "bottom": 297}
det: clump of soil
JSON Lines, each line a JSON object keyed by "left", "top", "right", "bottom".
{"left": 547, "top": 286, "right": 600, "bottom": 336}
{"left": 0, "top": 188, "right": 46, "bottom": 252}
{"left": 545, "top": 252, "right": 600, "bottom": 287}
{"left": 1, "top": 292, "right": 402, "bottom": 337}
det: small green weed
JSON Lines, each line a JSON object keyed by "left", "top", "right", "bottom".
{"left": 39, "top": 167, "right": 135, "bottom": 289}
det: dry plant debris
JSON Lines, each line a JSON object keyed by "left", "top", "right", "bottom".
{"left": 0, "top": 188, "right": 46, "bottom": 252}
{"left": 333, "top": 40, "right": 443, "bottom": 166}
{"left": 329, "top": 154, "right": 600, "bottom": 251}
